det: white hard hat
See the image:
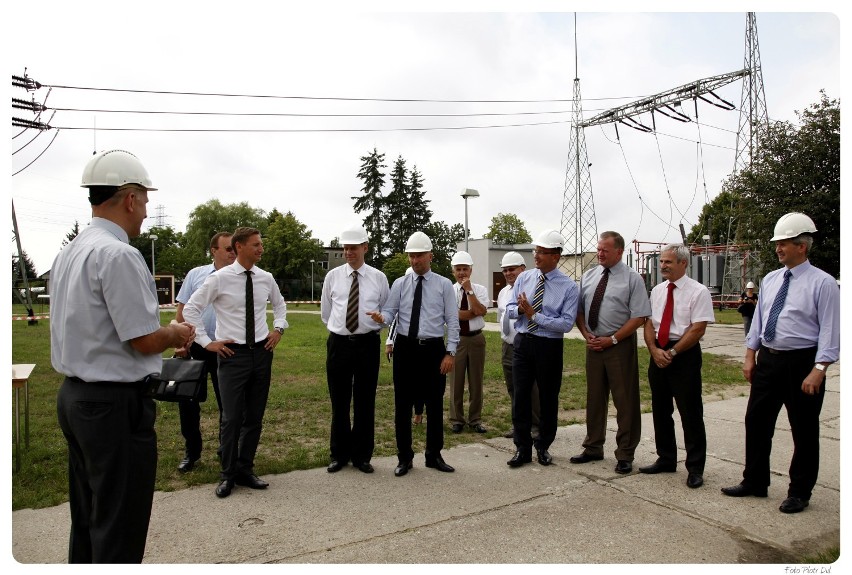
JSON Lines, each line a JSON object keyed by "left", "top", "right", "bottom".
{"left": 405, "top": 231, "right": 433, "bottom": 252}
{"left": 339, "top": 224, "right": 369, "bottom": 245}
{"left": 451, "top": 251, "right": 474, "bottom": 266}
{"left": 746, "top": 281, "right": 755, "bottom": 289}
{"left": 770, "top": 212, "right": 817, "bottom": 241}
{"left": 81, "top": 150, "right": 156, "bottom": 190}
{"left": 501, "top": 251, "right": 526, "bottom": 268}
{"left": 534, "top": 229, "right": 565, "bottom": 250}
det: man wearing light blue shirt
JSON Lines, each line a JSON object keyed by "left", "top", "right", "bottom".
{"left": 722, "top": 213, "right": 840, "bottom": 514}
{"left": 505, "top": 229, "right": 579, "bottom": 468}
{"left": 173, "top": 232, "right": 235, "bottom": 472}
{"left": 369, "top": 231, "right": 460, "bottom": 477}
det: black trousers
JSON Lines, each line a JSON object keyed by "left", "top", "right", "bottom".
{"left": 512, "top": 333, "right": 563, "bottom": 452}
{"left": 648, "top": 341, "right": 706, "bottom": 474}
{"left": 392, "top": 334, "right": 447, "bottom": 463}
{"left": 178, "top": 342, "right": 223, "bottom": 459}
{"left": 56, "top": 377, "right": 157, "bottom": 563}
{"left": 743, "top": 346, "right": 824, "bottom": 500}
{"left": 326, "top": 331, "right": 380, "bottom": 464}
{"left": 217, "top": 344, "right": 273, "bottom": 480}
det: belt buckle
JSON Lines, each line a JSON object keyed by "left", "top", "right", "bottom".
{"left": 418, "top": 338, "right": 428, "bottom": 345}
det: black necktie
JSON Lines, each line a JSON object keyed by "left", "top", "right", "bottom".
{"left": 245, "top": 270, "right": 255, "bottom": 345}
{"left": 409, "top": 276, "right": 423, "bottom": 338}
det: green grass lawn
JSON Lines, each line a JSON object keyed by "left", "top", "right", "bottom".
{"left": 11, "top": 309, "right": 746, "bottom": 511}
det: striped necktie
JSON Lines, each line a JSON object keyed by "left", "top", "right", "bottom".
{"left": 764, "top": 269, "right": 792, "bottom": 342}
{"left": 527, "top": 274, "right": 545, "bottom": 333}
{"left": 346, "top": 270, "right": 359, "bottom": 333}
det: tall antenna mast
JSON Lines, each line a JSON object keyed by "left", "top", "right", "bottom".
{"left": 559, "top": 13, "right": 598, "bottom": 279}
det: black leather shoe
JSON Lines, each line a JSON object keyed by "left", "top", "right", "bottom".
{"left": 507, "top": 450, "right": 532, "bottom": 468}
{"left": 215, "top": 479, "right": 234, "bottom": 498}
{"left": 779, "top": 496, "right": 809, "bottom": 513}
{"left": 394, "top": 461, "right": 413, "bottom": 477}
{"left": 470, "top": 423, "right": 487, "bottom": 434}
{"left": 355, "top": 461, "right": 374, "bottom": 474}
{"left": 686, "top": 473, "right": 704, "bottom": 489}
{"left": 614, "top": 460, "right": 632, "bottom": 474}
{"left": 425, "top": 455, "right": 455, "bottom": 472}
{"left": 327, "top": 460, "right": 346, "bottom": 473}
{"left": 536, "top": 448, "right": 553, "bottom": 466}
{"left": 639, "top": 460, "right": 677, "bottom": 474}
{"left": 451, "top": 423, "right": 464, "bottom": 434}
{"left": 234, "top": 474, "right": 269, "bottom": 489}
{"left": 178, "top": 456, "right": 200, "bottom": 473}
{"left": 721, "top": 483, "right": 767, "bottom": 498}
{"left": 570, "top": 452, "right": 603, "bottom": 464}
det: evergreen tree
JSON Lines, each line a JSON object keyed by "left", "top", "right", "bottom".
{"left": 12, "top": 251, "right": 38, "bottom": 282}
{"left": 61, "top": 221, "right": 81, "bottom": 247}
{"left": 407, "top": 165, "right": 432, "bottom": 233}
{"left": 353, "top": 147, "right": 387, "bottom": 268}
{"left": 384, "top": 155, "right": 409, "bottom": 255}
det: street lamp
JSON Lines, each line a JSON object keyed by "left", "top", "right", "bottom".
{"left": 149, "top": 234, "right": 158, "bottom": 277}
{"left": 310, "top": 259, "right": 316, "bottom": 302}
{"left": 460, "top": 188, "right": 480, "bottom": 252}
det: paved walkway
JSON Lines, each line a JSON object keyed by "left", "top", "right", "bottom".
{"left": 11, "top": 323, "right": 841, "bottom": 566}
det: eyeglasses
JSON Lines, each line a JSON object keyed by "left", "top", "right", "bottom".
{"left": 533, "top": 249, "right": 560, "bottom": 256}
{"left": 215, "top": 246, "right": 234, "bottom": 252}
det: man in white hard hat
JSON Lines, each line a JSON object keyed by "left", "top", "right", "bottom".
{"left": 505, "top": 230, "right": 579, "bottom": 468}
{"left": 368, "top": 231, "right": 460, "bottom": 476}
{"left": 321, "top": 224, "right": 389, "bottom": 474}
{"left": 183, "top": 227, "right": 288, "bottom": 498}
{"left": 386, "top": 268, "right": 424, "bottom": 424}
{"left": 722, "top": 212, "right": 839, "bottom": 514}
{"left": 173, "top": 232, "right": 235, "bottom": 473}
{"left": 640, "top": 243, "right": 715, "bottom": 489}
{"left": 52, "top": 150, "right": 196, "bottom": 562}
{"left": 737, "top": 281, "right": 758, "bottom": 337}
{"left": 572, "top": 231, "right": 651, "bottom": 475}
{"left": 448, "top": 250, "right": 490, "bottom": 434}
{"left": 496, "top": 251, "right": 540, "bottom": 439}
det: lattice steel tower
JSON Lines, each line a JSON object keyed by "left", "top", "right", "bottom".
{"left": 559, "top": 15, "right": 598, "bottom": 280}
{"left": 723, "top": 11, "right": 769, "bottom": 295}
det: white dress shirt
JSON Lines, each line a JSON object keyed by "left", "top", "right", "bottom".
{"left": 453, "top": 281, "right": 489, "bottom": 333}
{"left": 648, "top": 275, "right": 715, "bottom": 341}
{"left": 183, "top": 260, "right": 288, "bottom": 347}
{"left": 321, "top": 262, "right": 389, "bottom": 335}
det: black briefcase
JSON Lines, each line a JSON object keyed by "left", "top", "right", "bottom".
{"left": 146, "top": 357, "right": 206, "bottom": 402}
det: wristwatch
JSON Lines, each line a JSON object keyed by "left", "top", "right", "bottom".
{"left": 447, "top": 350, "right": 456, "bottom": 357}
{"left": 274, "top": 327, "right": 285, "bottom": 335}
{"left": 669, "top": 347, "right": 678, "bottom": 357}
{"left": 610, "top": 335, "right": 618, "bottom": 346}
{"left": 815, "top": 364, "right": 827, "bottom": 372}
{"left": 466, "top": 290, "right": 474, "bottom": 295}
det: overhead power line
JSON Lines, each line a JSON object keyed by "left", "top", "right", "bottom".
{"left": 44, "top": 83, "right": 651, "bottom": 104}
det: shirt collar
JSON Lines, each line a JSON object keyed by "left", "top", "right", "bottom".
{"left": 90, "top": 217, "right": 129, "bottom": 244}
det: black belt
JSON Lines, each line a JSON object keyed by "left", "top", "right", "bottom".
{"left": 460, "top": 329, "right": 483, "bottom": 337}
{"left": 226, "top": 339, "right": 268, "bottom": 350}
{"left": 332, "top": 331, "right": 380, "bottom": 341}
{"left": 67, "top": 376, "right": 148, "bottom": 390}
{"left": 396, "top": 334, "right": 443, "bottom": 346}
{"left": 761, "top": 345, "right": 817, "bottom": 355}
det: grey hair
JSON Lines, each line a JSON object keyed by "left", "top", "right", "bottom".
{"left": 661, "top": 243, "right": 690, "bottom": 264}
{"left": 791, "top": 234, "right": 813, "bottom": 252}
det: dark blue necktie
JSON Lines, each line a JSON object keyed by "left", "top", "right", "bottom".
{"left": 409, "top": 276, "right": 423, "bottom": 338}
{"left": 764, "top": 269, "right": 792, "bottom": 342}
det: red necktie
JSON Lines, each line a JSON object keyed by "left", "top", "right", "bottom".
{"left": 658, "top": 282, "right": 676, "bottom": 348}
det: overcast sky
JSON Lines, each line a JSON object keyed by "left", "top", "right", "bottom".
{"left": 8, "top": 2, "right": 844, "bottom": 275}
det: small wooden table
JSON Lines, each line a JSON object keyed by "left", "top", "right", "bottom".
{"left": 12, "top": 364, "right": 35, "bottom": 473}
